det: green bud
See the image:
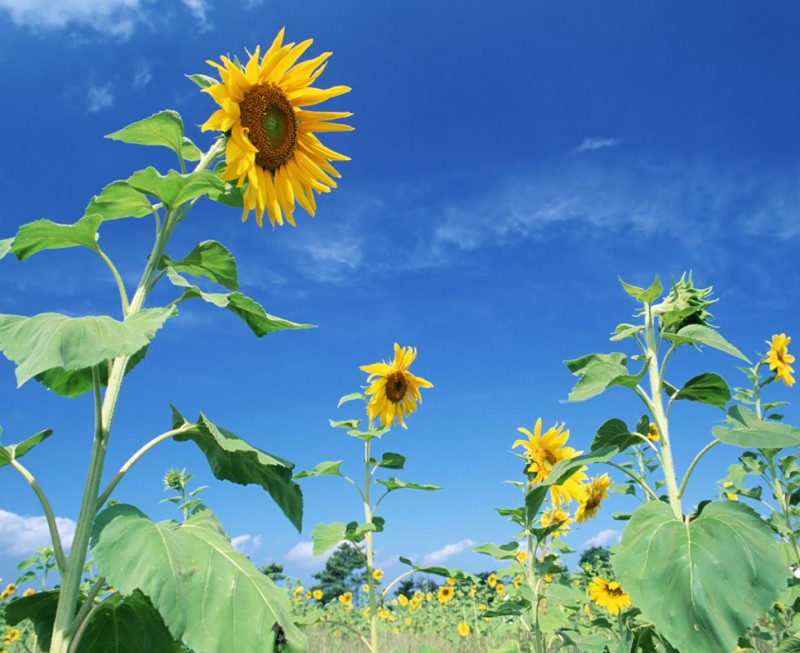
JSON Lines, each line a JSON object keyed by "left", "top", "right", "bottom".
{"left": 652, "top": 273, "right": 717, "bottom": 334}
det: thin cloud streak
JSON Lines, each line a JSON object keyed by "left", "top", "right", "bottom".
{"left": 420, "top": 538, "right": 477, "bottom": 565}
{"left": 575, "top": 137, "right": 622, "bottom": 152}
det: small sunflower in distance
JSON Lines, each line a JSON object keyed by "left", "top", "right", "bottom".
{"left": 575, "top": 473, "right": 613, "bottom": 523}
{"left": 588, "top": 578, "right": 631, "bottom": 615}
{"left": 767, "top": 334, "right": 795, "bottom": 387}
{"left": 360, "top": 343, "right": 433, "bottom": 428}
{"left": 513, "top": 419, "right": 588, "bottom": 505}
{"left": 202, "top": 29, "right": 352, "bottom": 228}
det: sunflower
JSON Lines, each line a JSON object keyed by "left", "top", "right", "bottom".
{"left": 647, "top": 422, "right": 660, "bottom": 442}
{"left": 202, "top": 29, "right": 352, "bottom": 228}
{"left": 513, "top": 419, "right": 588, "bottom": 505}
{"left": 360, "top": 343, "right": 433, "bottom": 428}
{"left": 486, "top": 573, "right": 498, "bottom": 588}
{"left": 437, "top": 585, "right": 454, "bottom": 604}
{"left": 588, "top": 578, "right": 631, "bottom": 615}
{"left": 575, "top": 474, "right": 613, "bottom": 523}
{"left": 457, "top": 622, "right": 470, "bottom": 637}
{"left": 767, "top": 334, "right": 795, "bottom": 387}
{"left": 540, "top": 506, "right": 573, "bottom": 537}
{"left": 338, "top": 591, "right": 353, "bottom": 607}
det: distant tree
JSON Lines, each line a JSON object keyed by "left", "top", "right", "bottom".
{"left": 311, "top": 543, "right": 367, "bottom": 601}
{"left": 396, "top": 578, "right": 417, "bottom": 598}
{"left": 260, "top": 563, "right": 287, "bottom": 584}
{"left": 579, "top": 546, "right": 613, "bottom": 577}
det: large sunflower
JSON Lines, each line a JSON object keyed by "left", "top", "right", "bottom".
{"left": 512, "top": 419, "right": 588, "bottom": 505}
{"left": 360, "top": 343, "right": 433, "bottom": 428}
{"left": 202, "top": 29, "right": 352, "bottom": 228}
{"left": 588, "top": 578, "right": 631, "bottom": 615}
{"left": 767, "top": 333, "right": 795, "bottom": 387}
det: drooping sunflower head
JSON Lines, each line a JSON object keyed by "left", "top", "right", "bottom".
{"left": 512, "top": 418, "right": 588, "bottom": 505}
{"left": 360, "top": 343, "right": 433, "bottom": 428}
{"left": 588, "top": 577, "right": 631, "bottom": 615}
{"left": 202, "top": 29, "right": 352, "bottom": 229}
{"left": 575, "top": 473, "right": 613, "bottom": 523}
{"left": 766, "top": 333, "right": 795, "bottom": 387}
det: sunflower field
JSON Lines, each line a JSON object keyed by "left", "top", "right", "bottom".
{"left": 1, "top": 24, "right": 799, "bottom": 653}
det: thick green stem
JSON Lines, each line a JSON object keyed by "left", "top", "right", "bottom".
{"left": 644, "top": 303, "right": 683, "bottom": 520}
{"left": 363, "top": 439, "right": 378, "bottom": 653}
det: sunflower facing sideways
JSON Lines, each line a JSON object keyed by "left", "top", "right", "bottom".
{"left": 360, "top": 343, "right": 433, "bottom": 428}
{"left": 202, "top": 29, "right": 352, "bottom": 228}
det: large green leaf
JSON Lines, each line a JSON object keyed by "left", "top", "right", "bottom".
{"left": 9, "top": 215, "right": 102, "bottom": 261}
{"left": 665, "top": 372, "right": 730, "bottom": 410}
{"left": 171, "top": 407, "right": 302, "bottom": 532}
{"left": 590, "top": 418, "right": 641, "bottom": 453}
{"left": 127, "top": 168, "right": 228, "bottom": 209}
{"left": 91, "top": 504, "right": 304, "bottom": 653}
{"left": 311, "top": 522, "right": 347, "bottom": 556}
{"left": 470, "top": 541, "right": 520, "bottom": 561}
{"left": 84, "top": 180, "right": 154, "bottom": 221}
{"left": 166, "top": 240, "right": 239, "bottom": 290}
{"left": 614, "top": 500, "right": 788, "bottom": 653}
{"left": 0, "top": 428, "right": 54, "bottom": 468}
{"left": 76, "top": 590, "right": 185, "bottom": 653}
{"left": 712, "top": 405, "right": 800, "bottom": 448}
{"left": 564, "top": 353, "right": 642, "bottom": 402}
{"left": 3, "top": 589, "right": 78, "bottom": 651}
{"left": 167, "top": 268, "right": 313, "bottom": 337}
{"left": 0, "top": 308, "right": 174, "bottom": 386}
{"left": 663, "top": 324, "right": 749, "bottom": 362}
{"left": 106, "top": 111, "right": 187, "bottom": 159}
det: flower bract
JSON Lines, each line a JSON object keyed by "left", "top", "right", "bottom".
{"left": 360, "top": 343, "right": 433, "bottom": 428}
{"left": 202, "top": 29, "right": 352, "bottom": 228}
{"left": 588, "top": 577, "right": 631, "bottom": 615}
{"left": 767, "top": 333, "right": 795, "bottom": 387}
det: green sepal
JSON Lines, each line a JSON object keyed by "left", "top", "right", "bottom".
{"left": 163, "top": 240, "right": 239, "bottom": 291}
{"left": 91, "top": 504, "right": 305, "bottom": 652}
{"left": 712, "top": 405, "right": 800, "bottom": 448}
{"left": 170, "top": 406, "right": 303, "bottom": 532}
{"left": 615, "top": 500, "right": 788, "bottom": 653}
{"left": 0, "top": 308, "right": 175, "bottom": 387}
{"left": 166, "top": 268, "right": 313, "bottom": 337}
{"left": 374, "top": 477, "right": 440, "bottom": 492}
{"left": 470, "top": 541, "right": 520, "bottom": 561}
{"left": 127, "top": 167, "right": 228, "bottom": 209}
{"left": 397, "top": 556, "right": 480, "bottom": 583}
{"left": 0, "top": 428, "right": 54, "bottom": 469}
{"left": 662, "top": 324, "right": 749, "bottom": 362}
{"left": 293, "top": 460, "right": 344, "bottom": 480}
{"left": 9, "top": 215, "right": 102, "bottom": 261}
{"left": 665, "top": 372, "right": 731, "bottom": 410}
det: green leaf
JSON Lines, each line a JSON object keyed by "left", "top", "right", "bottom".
{"left": 377, "top": 452, "right": 406, "bottom": 470}
{"left": 329, "top": 418, "right": 361, "bottom": 429}
{"left": 9, "top": 215, "right": 102, "bottom": 261}
{"left": 0, "top": 237, "right": 12, "bottom": 259}
{"left": 171, "top": 407, "right": 302, "bottom": 532}
{"left": 618, "top": 275, "right": 662, "bottom": 303}
{"left": 483, "top": 599, "right": 529, "bottom": 618}
{"left": 4, "top": 590, "right": 80, "bottom": 651}
{"left": 666, "top": 372, "right": 730, "bottom": 410}
{"left": 470, "top": 541, "right": 520, "bottom": 560}
{"left": 618, "top": 277, "right": 645, "bottom": 300}
{"left": 546, "top": 445, "right": 618, "bottom": 486}
{"left": 84, "top": 180, "right": 154, "bottom": 221}
{"left": 127, "top": 167, "right": 227, "bottom": 209}
{"left": 777, "top": 636, "right": 800, "bottom": 652}
{"left": 0, "top": 308, "right": 174, "bottom": 387}
{"left": 712, "top": 405, "right": 800, "bottom": 448}
{"left": 106, "top": 111, "right": 186, "bottom": 158}
{"left": 311, "top": 522, "right": 346, "bottom": 557}
{"left": 615, "top": 500, "right": 788, "bottom": 653}
{"left": 374, "top": 477, "right": 440, "bottom": 492}
{"left": 590, "top": 418, "right": 641, "bottom": 453}
{"left": 0, "top": 428, "right": 54, "bottom": 469}
{"left": 544, "top": 582, "right": 583, "bottom": 606}
{"left": 186, "top": 73, "right": 218, "bottom": 89}
{"left": 180, "top": 136, "right": 203, "bottom": 162}
{"left": 167, "top": 268, "right": 313, "bottom": 337}
{"left": 91, "top": 504, "right": 304, "bottom": 653}
{"left": 76, "top": 590, "right": 184, "bottom": 653}
{"left": 168, "top": 240, "right": 239, "bottom": 290}
{"left": 397, "top": 556, "right": 480, "bottom": 583}
{"left": 337, "top": 392, "right": 364, "bottom": 407}
{"left": 293, "top": 460, "right": 343, "bottom": 480}
{"left": 525, "top": 484, "right": 548, "bottom": 524}
{"left": 610, "top": 323, "right": 645, "bottom": 342}
{"left": 564, "top": 353, "right": 641, "bottom": 402}
{"left": 663, "top": 324, "right": 750, "bottom": 362}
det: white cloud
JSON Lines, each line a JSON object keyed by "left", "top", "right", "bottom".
{"left": 86, "top": 83, "right": 114, "bottom": 112}
{"left": 420, "top": 539, "right": 476, "bottom": 565}
{"left": 133, "top": 60, "right": 153, "bottom": 88}
{"left": 289, "top": 233, "right": 363, "bottom": 284}
{"left": 180, "top": 0, "right": 210, "bottom": 31}
{"left": 580, "top": 529, "right": 621, "bottom": 550}
{"left": 284, "top": 540, "right": 335, "bottom": 567}
{"left": 231, "top": 534, "right": 262, "bottom": 558}
{"left": 575, "top": 137, "right": 622, "bottom": 152}
{"left": 0, "top": 0, "right": 145, "bottom": 38}
{"left": 243, "top": 0, "right": 264, "bottom": 7}
{"left": 0, "top": 509, "right": 76, "bottom": 557}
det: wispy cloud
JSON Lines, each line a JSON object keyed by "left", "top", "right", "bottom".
{"left": 86, "top": 83, "right": 114, "bottom": 112}
{"left": 133, "top": 60, "right": 153, "bottom": 88}
{"left": 575, "top": 137, "right": 622, "bottom": 153}
{"left": 284, "top": 540, "right": 335, "bottom": 567}
{"left": 0, "top": 0, "right": 146, "bottom": 38}
{"left": 580, "top": 529, "right": 621, "bottom": 550}
{"left": 0, "top": 509, "right": 76, "bottom": 557}
{"left": 420, "top": 539, "right": 476, "bottom": 565}
{"left": 180, "top": 0, "right": 210, "bottom": 31}
{"left": 231, "top": 534, "right": 263, "bottom": 558}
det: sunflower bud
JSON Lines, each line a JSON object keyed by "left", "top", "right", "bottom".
{"left": 651, "top": 273, "right": 716, "bottom": 334}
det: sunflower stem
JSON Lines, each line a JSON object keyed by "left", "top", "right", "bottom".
{"left": 363, "top": 438, "right": 379, "bottom": 653}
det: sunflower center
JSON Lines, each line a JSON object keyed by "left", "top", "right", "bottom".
{"left": 239, "top": 83, "right": 298, "bottom": 172}
{"left": 385, "top": 372, "right": 408, "bottom": 403}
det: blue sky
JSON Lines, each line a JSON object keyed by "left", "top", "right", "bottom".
{"left": 1, "top": 0, "right": 799, "bottom": 589}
